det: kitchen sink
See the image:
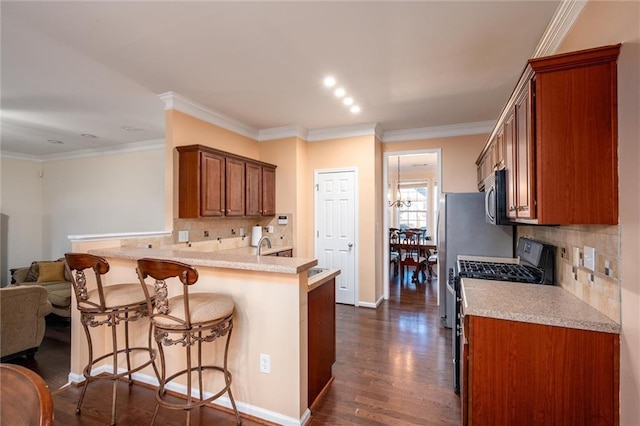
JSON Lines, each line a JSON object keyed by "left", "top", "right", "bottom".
{"left": 307, "top": 267, "right": 329, "bottom": 278}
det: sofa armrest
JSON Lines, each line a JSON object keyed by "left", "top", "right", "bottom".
{"left": 0, "top": 286, "right": 52, "bottom": 359}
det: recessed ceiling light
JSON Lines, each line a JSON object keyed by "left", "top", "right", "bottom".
{"left": 323, "top": 76, "right": 336, "bottom": 88}
{"left": 334, "top": 87, "right": 346, "bottom": 98}
{"left": 122, "top": 126, "right": 141, "bottom": 131}
{"left": 81, "top": 133, "right": 97, "bottom": 138}
{"left": 343, "top": 97, "right": 354, "bottom": 106}
{"left": 47, "top": 139, "right": 64, "bottom": 144}
{"left": 350, "top": 105, "right": 361, "bottom": 113}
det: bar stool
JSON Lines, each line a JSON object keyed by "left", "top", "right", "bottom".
{"left": 64, "top": 253, "right": 157, "bottom": 425}
{"left": 136, "top": 258, "right": 242, "bottom": 425}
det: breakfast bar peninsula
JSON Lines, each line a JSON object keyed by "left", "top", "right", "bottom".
{"left": 68, "top": 234, "right": 339, "bottom": 426}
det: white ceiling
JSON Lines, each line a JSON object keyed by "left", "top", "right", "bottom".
{"left": 1, "top": 1, "right": 561, "bottom": 158}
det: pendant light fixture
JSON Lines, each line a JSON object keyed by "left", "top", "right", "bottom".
{"left": 389, "top": 156, "right": 411, "bottom": 208}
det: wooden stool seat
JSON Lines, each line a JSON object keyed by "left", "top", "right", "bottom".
{"left": 81, "top": 283, "right": 153, "bottom": 309}
{"left": 136, "top": 258, "right": 242, "bottom": 426}
{"left": 154, "top": 293, "right": 234, "bottom": 327}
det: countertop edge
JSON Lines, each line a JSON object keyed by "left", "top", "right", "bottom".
{"left": 308, "top": 269, "right": 341, "bottom": 292}
{"left": 89, "top": 246, "right": 317, "bottom": 275}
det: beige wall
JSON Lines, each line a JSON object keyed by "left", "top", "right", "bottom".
{"left": 258, "top": 137, "right": 309, "bottom": 255}
{"left": 553, "top": 1, "right": 639, "bottom": 423}
{"left": 382, "top": 133, "right": 487, "bottom": 193}
{"left": 306, "top": 135, "right": 379, "bottom": 304}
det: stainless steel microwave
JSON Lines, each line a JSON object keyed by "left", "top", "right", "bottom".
{"left": 484, "top": 169, "right": 510, "bottom": 225}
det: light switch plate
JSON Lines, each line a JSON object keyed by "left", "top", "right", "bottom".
{"left": 584, "top": 246, "right": 596, "bottom": 271}
{"left": 178, "top": 230, "right": 189, "bottom": 243}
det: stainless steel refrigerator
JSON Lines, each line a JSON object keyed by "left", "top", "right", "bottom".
{"left": 437, "top": 192, "right": 514, "bottom": 328}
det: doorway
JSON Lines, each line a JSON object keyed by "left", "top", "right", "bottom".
{"left": 314, "top": 168, "right": 358, "bottom": 305}
{"left": 383, "top": 150, "right": 441, "bottom": 302}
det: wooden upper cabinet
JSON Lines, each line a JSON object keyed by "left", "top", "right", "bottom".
{"left": 503, "top": 108, "right": 517, "bottom": 219}
{"left": 477, "top": 44, "right": 620, "bottom": 225}
{"left": 201, "top": 151, "right": 226, "bottom": 217}
{"left": 262, "top": 166, "right": 276, "bottom": 216}
{"left": 245, "top": 162, "right": 262, "bottom": 216}
{"left": 225, "top": 157, "right": 245, "bottom": 216}
{"left": 177, "top": 145, "right": 276, "bottom": 218}
{"left": 246, "top": 162, "right": 276, "bottom": 217}
{"left": 530, "top": 45, "right": 619, "bottom": 224}
{"left": 514, "top": 81, "right": 535, "bottom": 220}
{"left": 177, "top": 145, "right": 225, "bottom": 218}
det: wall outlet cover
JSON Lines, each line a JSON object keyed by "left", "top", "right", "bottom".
{"left": 584, "top": 246, "right": 596, "bottom": 271}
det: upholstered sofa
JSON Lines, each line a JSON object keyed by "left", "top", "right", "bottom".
{"left": 11, "top": 260, "right": 72, "bottom": 318}
{"left": 0, "top": 285, "right": 52, "bottom": 361}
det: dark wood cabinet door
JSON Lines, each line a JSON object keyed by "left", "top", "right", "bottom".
{"left": 262, "top": 166, "right": 276, "bottom": 216}
{"left": 504, "top": 109, "right": 517, "bottom": 219}
{"left": 308, "top": 278, "right": 336, "bottom": 407}
{"left": 245, "top": 162, "right": 262, "bottom": 216}
{"left": 225, "top": 157, "right": 245, "bottom": 216}
{"left": 467, "top": 316, "right": 618, "bottom": 426}
{"left": 200, "top": 152, "right": 225, "bottom": 217}
{"left": 514, "top": 82, "right": 535, "bottom": 220}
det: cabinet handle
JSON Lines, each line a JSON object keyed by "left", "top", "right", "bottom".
{"left": 517, "top": 206, "right": 526, "bottom": 211}
{"left": 509, "top": 206, "right": 516, "bottom": 212}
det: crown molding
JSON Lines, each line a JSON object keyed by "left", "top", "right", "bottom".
{"left": 0, "top": 139, "right": 165, "bottom": 163}
{"left": 0, "top": 151, "right": 44, "bottom": 162}
{"left": 382, "top": 120, "right": 494, "bottom": 143}
{"left": 307, "top": 123, "right": 380, "bottom": 142}
{"left": 258, "top": 125, "right": 309, "bottom": 142}
{"left": 532, "top": 0, "right": 587, "bottom": 58}
{"left": 158, "top": 91, "right": 259, "bottom": 140}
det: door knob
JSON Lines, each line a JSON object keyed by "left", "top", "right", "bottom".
{"left": 348, "top": 242, "right": 353, "bottom": 248}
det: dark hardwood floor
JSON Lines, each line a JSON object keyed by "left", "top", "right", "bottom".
{"left": 7, "top": 271, "right": 460, "bottom": 425}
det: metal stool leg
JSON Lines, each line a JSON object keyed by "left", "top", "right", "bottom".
{"left": 110, "top": 312, "right": 119, "bottom": 425}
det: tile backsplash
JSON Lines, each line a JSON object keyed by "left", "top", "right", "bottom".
{"left": 517, "top": 225, "right": 621, "bottom": 323}
{"left": 173, "top": 213, "right": 294, "bottom": 247}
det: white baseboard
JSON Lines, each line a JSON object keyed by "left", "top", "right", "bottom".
{"left": 68, "top": 367, "right": 310, "bottom": 425}
{"left": 358, "top": 294, "right": 384, "bottom": 308}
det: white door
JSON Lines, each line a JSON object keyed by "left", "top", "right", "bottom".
{"left": 315, "top": 170, "right": 357, "bottom": 305}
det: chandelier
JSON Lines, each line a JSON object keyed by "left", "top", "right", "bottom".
{"left": 389, "top": 156, "right": 411, "bottom": 208}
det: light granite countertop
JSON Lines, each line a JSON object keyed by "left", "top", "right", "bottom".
{"left": 461, "top": 278, "right": 620, "bottom": 334}
{"left": 90, "top": 245, "right": 316, "bottom": 274}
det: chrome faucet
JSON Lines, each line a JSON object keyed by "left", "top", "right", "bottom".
{"left": 257, "top": 236, "right": 272, "bottom": 255}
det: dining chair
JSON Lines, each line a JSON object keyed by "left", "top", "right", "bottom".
{"left": 0, "top": 363, "right": 54, "bottom": 426}
{"left": 398, "top": 231, "right": 427, "bottom": 282}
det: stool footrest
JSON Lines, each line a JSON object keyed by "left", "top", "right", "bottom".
{"left": 82, "top": 347, "right": 156, "bottom": 381}
{"left": 158, "top": 365, "right": 233, "bottom": 410}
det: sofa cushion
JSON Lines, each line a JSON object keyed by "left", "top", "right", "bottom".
{"left": 41, "top": 282, "right": 72, "bottom": 308}
{"left": 23, "top": 262, "right": 40, "bottom": 282}
{"left": 37, "top": 261, "right": 66, "bottom": 283}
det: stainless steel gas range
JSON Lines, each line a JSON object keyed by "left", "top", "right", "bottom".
{"left": 450, "top": 237, "right": 556, "bottom": 394}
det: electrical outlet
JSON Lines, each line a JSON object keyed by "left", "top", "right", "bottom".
{"left": 268, "top": 225, "right": 274, "bottom": 234}
{"left": 204, "top": 230, "right": 209, "bottom": 237}
{"left": 573, "top": 247, "right": 581, "bottom": 267}
{"left": 260, "top": 353, "right": 271, "bottom": 374}
{"left": 178, "top": 230, "right": 189, "bottom": 243}
{"left": 584, "top": 246, "right": 596, "bottom": 271}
